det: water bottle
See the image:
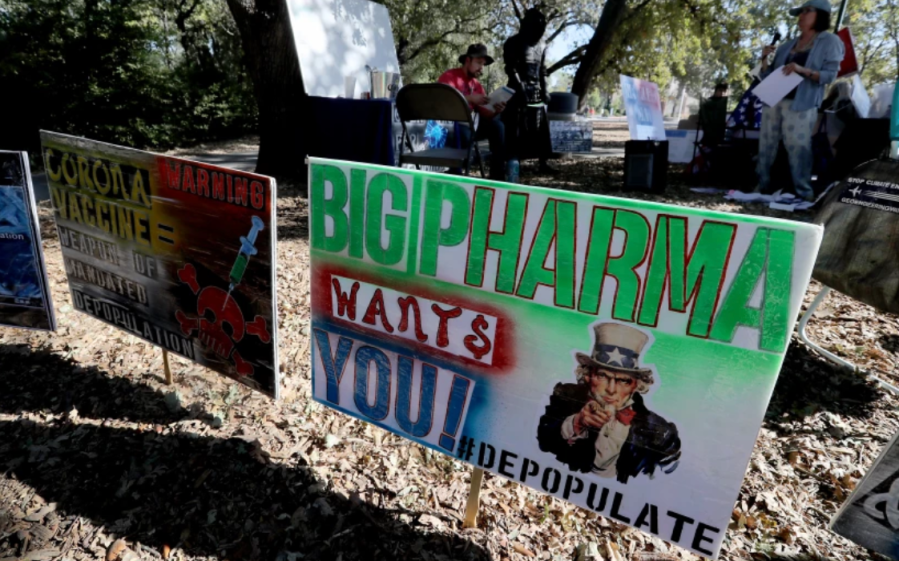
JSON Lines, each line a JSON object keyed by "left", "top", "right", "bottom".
{"left": 505, "top": 159, "right": 520, "bottom": 183}
{"left": 890, "top": 79, "right": 899, "bottom": 159}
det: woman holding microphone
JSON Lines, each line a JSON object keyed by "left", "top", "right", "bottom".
{"left": 757, "top": 0, "right": 844, "bottom": 201}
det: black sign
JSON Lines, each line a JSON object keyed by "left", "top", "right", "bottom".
{"left": 550, "top": 120, "right": 593, "bottom": 153}
{"left": 832, "top": 431, "right": 899, "bottom": 558}
{"left": 840, "top": 175, "right": 899, "bottom": 215}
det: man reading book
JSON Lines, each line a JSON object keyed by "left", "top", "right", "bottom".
{"left": 437, "top": 44, "right": 507, "bottom": 180}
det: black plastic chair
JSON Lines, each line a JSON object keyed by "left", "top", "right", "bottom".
{"left": 395, "top": 83, "right": 486, "bottom": 176}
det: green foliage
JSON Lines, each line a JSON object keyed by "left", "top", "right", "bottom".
{"left": 844, "top": 0, "right": 899, "bottom": 85}
{"left": 537, "top": 0, "right": 898, "bottom": 108}
{"left": 551, "top": 72, "right": 574, "bottom": 92}
{"left": 557, "top": 0, "right": 763, "bottom": 101}
{"left": 584, "top": 88, "right": 602, "bottom": 108}
{"left": 4, "top": 0, "right": 894, "bottom": 158}
{"left": 0, "top": 0, "right": 256, "bottom": 154}
{"left": 376, "top": 0, "right": 510, "bottom": 86}
{"left": 380, "top": 0, "right": 761, "bottom": 105}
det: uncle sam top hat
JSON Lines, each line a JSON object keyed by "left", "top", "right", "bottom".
{"left": 575, "top": 323, "right": 654, "bottom": 384}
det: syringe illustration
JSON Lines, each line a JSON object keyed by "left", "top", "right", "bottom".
{"left": 224, "top": 215, "right": 265, "bottom": 305}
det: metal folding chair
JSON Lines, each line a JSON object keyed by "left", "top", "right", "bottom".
{"left": 395, "top": 83, "right": 486, "bottom": 176}
{"left": 798, "top": 285, "right": 899, "bottom": 394}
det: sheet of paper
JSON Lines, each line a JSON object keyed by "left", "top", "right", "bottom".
{"left": 722, "top": 182, "right": 836, "bottom": 212}
{"left": 752, "top": 67, "right": 803, "bottom": 107}
{"left": 769, "top": 201, "right": 798, "bottom": 212}
{"left": 783, "top": 181, "right": 837, "bottom": 211}
{"left": 851, "top": 74, "right": 871, "bottom": 118}
{"left": 871, "top": 82, "right": 894, "bottom": 118}
{"left": 725, "top": 189, "right": 790, "bottom": 203}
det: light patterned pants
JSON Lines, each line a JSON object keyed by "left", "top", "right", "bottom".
{"left": 757, "top": 98, "right": 817, "bottom": 200}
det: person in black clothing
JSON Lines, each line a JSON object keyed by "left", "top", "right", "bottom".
{"left": 537, "top": 323, "right": 681, "bottom": 484}
{"left": 502, "top": 7, "right": 555, "bottom": 174}
{"left": 699, "top": 82, "right": 729, "bottom": 148}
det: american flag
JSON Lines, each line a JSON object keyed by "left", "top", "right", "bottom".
{"left": 727, "top": 85, "right": 763, "bottom": 130}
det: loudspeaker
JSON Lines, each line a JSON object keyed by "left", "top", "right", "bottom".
{"left": 624, "top": 140, "right": 669, "bottom": 193}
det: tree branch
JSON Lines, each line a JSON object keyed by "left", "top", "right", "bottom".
{"left": 546, "top": 19, "right": 588, "bottom": 44}
{"left": 177, "top": 0, "right": 203, "bottom": 24}
{"left": 546, "top": 45, "right": 587, "bottom": 74}
{"left": 860, "top": 35, "right": 888, "bottom": 75}
{"left": 509, "top": 0, "right": 524, "bottom": 22}
{"left": 622, "top": 0, "right": 653, "bottom": 22}
{"left": 404, "top": 18, "right": 493, "bottom": 63}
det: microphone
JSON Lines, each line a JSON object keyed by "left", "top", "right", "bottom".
{"left": 752, "top": 30, "right": 781, "bottom": 79}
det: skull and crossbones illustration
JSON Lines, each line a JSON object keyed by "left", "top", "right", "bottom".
{"left": 174, "top": 263, "right": 270, "bottom": 377}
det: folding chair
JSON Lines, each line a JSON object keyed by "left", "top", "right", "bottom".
{"left": 395, "top": 83, "right": 486, "bottom": 176}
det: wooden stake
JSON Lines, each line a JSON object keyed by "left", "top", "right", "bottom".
{"left": 463, "top": 467, "right": 485, "bottom": 528}
{"left": 163, "top": 350, "right": 173, "bottom": 385}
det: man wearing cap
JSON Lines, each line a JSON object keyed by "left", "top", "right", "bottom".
{"left": 438, "top": 44, "right": 507, "bottom": 180}
{"left": 537, "top": 323, "right": 681, "bottom": 483}
{"left": 756, "top": 0, "right": 844, "bottom": 200}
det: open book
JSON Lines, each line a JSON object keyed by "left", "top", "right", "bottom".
{"left": 486, "top": 86, "right": 515, "bottom": 110}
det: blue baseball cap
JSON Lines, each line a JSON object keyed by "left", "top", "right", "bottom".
{"left": 790, "top": 0, "right": 832, "bottom": 15}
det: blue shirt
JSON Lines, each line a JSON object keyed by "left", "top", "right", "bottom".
{"left": 784, "top": 50, "right": 810, "bottom": 99}
{"left": 760, "top": 31, "right": 845, "bottom": 112}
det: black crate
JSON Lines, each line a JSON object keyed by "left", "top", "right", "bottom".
{"left": 624, "top": 140, "right": 669, "bottom": 193}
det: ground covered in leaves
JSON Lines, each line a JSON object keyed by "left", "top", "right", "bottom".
{"left": 2, "top": 129, "right": 899, "bottom": 561}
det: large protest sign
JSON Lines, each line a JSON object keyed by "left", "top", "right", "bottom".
{"left": 41, "top": 132, "right": 279, "bottom": 397}
{"left": 832, "top": 430, "right": 899, "bottom": 559}
{"left": 308, "top": 158, "right": 822, "bottom": 557}
{"left": 0, "top": 151, "right": 56, "bottom": 331}
{"left": 620, "top": 75, "right": 666, "bottom": 141}
{"left": 287, "top": 0, "right": 400, "bottom": 98}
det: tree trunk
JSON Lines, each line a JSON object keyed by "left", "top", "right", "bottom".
{"left": 226, "top": 0, "right": 307, "bottom": 181}
{"left": 570, "top": 0, "right": 628, "bottom": 110}
{"left": 674, "top": 81, "right": 687, "bottom": 119}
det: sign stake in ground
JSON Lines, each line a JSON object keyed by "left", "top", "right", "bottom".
{"left": 463, "top": 467, "right": 485, "bottom": 528}
{"left": 163, "top": 349, "right": 173, "bottom": 385}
